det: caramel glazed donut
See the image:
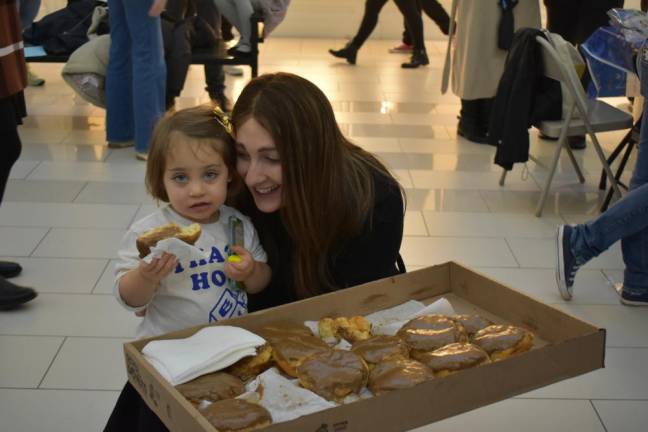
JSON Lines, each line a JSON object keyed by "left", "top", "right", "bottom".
{"left": 368, "top": 358, "right": 434, "bottom": 396}
{"left": 471, "top": 324, "right": 534, "bottom": 361}
{"left": 199, "top": 399, "right": 272, "bottom": 432}
{"left": 351, "top": 335, "right": 410, "bottom": 366}
{"left": 397, "top": 314, "right": 467, "bottom": 356}
{"left": 414, "top": 342, "right": 491, "bottom": 377}
{"left": 297, "top": 349, "right": 369, "bottom": 401}
{"left": 175, "top": 372, "right": 245, "bottom": 406}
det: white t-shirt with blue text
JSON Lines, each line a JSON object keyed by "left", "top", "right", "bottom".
{"left": 114, "top": 205, "right": 267, "bottom": 339}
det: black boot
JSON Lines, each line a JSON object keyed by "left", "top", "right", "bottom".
{"left": 457, "top": 99, "right": 489, "bottom": 144}
{"left": 328, "top": 43, "right": 358, "bottom": 65}
{"left": 0, "top": 276, "right": 37, "bottom": 310}
{"left": 0, "top": 261, "right": 22, "bottom": 278}
{"left": 401, "top": 49, "right": 429, "bottom": 69}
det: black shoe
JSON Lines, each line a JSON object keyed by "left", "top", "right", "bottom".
{"left": 538, "top": 131, "right": 559, "bottom": 141}
{"left": 401, "top": 49, "right": 429, "bottom": 69}
{"left": 457, "top": 121, "right": 491, "bottom": 144}
{"left": 568, "top": 135, "right": 586, "bottom": 150}
{"left": 226, "top": 46, "right": 252, "bottom": 57}
{"left": 0, "top": 276, "right": 37, "bottom": 310}
{"left": 0, "top": 261, "right": 22, "bottom": 279}
{"left": 328, "top": 43, "right": 357, "bottom": 65}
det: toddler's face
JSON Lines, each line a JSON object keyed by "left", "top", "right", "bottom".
{"left": 164, "top": 138, "right": 230, "bottom": 223}
{"left": 235, "top": 117, "right": 283, "bottom": 213}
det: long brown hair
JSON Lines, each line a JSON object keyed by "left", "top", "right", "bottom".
{"left": 231, "top": 72, "right": 402, "bottom": 297}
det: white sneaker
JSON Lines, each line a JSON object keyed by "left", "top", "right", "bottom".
{"left": 224, "top": 66, "right": 244, "bottom": 76}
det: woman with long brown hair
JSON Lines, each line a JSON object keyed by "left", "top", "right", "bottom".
{"left": 230, "top": 72, "right": 405, "bottom": 311}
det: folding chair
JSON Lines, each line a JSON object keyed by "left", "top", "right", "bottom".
{"left": 499, "top": 32, "right": 633, "bottom": 217}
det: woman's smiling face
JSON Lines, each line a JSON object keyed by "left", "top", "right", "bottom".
{"left": 235, "top": 117, "right": 283, "bottom": 213}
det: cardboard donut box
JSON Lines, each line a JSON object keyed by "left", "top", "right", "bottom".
{"left": 123, "top": 261, "right": 606, "bottom": 432}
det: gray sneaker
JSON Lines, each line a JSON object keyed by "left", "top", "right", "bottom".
{"left": 556, "top": 225, "right": 580, "bottom": 300}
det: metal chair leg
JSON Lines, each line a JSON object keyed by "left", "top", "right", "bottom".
{"left": 499, "top": 169, "right": 508, "bottom": 186}
{"left": 564, "top": 145, "right": 586, "bottom": 183}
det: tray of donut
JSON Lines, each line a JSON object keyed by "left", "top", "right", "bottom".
{"left": 123, "top": 261, "right": 606, "bottom": 432}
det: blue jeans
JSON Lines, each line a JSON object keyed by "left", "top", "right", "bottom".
{"left": 106, "top": 0, "right": 165, "bottom": 153}
{"left": 569, "top": 43, "right": 648, "bottom": 293}
{"left": 17, "top": 0, "right": 41, "bottom": 32}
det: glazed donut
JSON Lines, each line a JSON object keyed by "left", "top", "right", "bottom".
{"left": 397, "top": 315, "right": 467, "bottom": 355}
{"left": 297, "top": 350, "right": 368, "bottom": 401}
{"left": 450, "top": 314, "right": 492, "bottom": 336}
{"left": 368, "top": 358, "right": 434, "bottom": 396}
{"left": 351, "top": 335, "right": 410, "bottom": 365}
{"left": 136, "top": 222, "right": 201, "bottom": 258}
{"left": 175, "top": 372, "right": 245, "bottom": 405}
{"left": 270, "top": 335, "right": 331, "bottom": 377}
{"left": 472, "top": 324, "right": 534, "bottom": 361}
{"left": 226, "top": 344, "right": 274, "bottom": 381}
{"left": 414, "top": 342, "right": 490, "bottom": 377}
{"left": 199, "top": 399, "right": 272, "bottom": 432}
{"left": 318, "top": 316, "right": 372, "bottom": 343}
{"left": 257, "top": 321, "right": 314, "bottom": 343}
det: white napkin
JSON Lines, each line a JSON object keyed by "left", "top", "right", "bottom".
{"left": 142, "top": 326, "right": 266, "bottom": 385}
{"left": 365, "top": 298, "right": 455, "bottom": 335}
{"left": 245, "top": 367, "right": 336, "bottom": 422}
{"left": 142, "top": 237, "right": 205, "bottom": 264}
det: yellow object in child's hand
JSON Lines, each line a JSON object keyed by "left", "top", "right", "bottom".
{"left": 227, "top": 255, "right": 242, "bottom": 263}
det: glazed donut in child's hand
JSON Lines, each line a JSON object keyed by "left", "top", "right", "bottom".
{"left": 136, "top": 222, "right": 202, "bottom": 258}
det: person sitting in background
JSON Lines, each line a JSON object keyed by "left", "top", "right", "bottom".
{"left": 212, "top": 0, "right": 290, "bottom": 57}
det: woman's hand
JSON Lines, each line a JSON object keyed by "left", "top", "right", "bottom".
{"left": 138, "top": 252, "right": 178, "bottom": 285}
{"left": 149, "top": 0, "right": 167, "bottom": 17}
{"left": 224, "top": 246, "right": 256, "bottom": 282}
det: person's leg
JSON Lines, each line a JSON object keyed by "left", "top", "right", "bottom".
{"left": 106, "top": 0, "right": 135, "bottom": 146}
{"left": 195, "top": 0, "right": 228, "bottom": 108}
{"left": 227, "top": 0, "right": 255, "bottom": 52}
{"left": 122, "top": 0, "right": 166, "bottom": 155}
{"left": 329, "top": 0, "right": 389, "bottom": 64}
{"left": 17, "top": 0, "right": 45, "bottom": 86}
{"left": 457, "top": 98, "right": 488, "bottom": 143}
{"left": 619, "top": 43, "right": 648, "bottom": 303}
{"left": 393, "top": 0, "right": 428, "bottom": 68}
{"left": 419, "top": 0, "right": 450, "bottom": 35}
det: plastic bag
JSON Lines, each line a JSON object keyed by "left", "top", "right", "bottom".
{"left": 581, "top": 26, "right": 636, "bottom": 97}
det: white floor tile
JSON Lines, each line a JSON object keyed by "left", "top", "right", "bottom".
{"left": 0, "top": 294, "right": 139, "bottom": 338}
{"left": 5, "top": 257, "right": 108, "bottom": 294}
{"left": 411, "top": 399, "right": 604, "bottom": 432}
{"left": 477, "top": 267, "right": 620, "bottom": 305}
{"left": 8, "top": 160, "right": 40, "bottom": 180}
{"left": 405, "top": 189, "right": 490, "bottom": 212}
{"left": 73, "top": 182, "right": 153, "bottom": 204}
{"left": 506, "top": 237, "right": 625, "bottom": 269}
{"left": 0, "top": 336, "right": 63, "bottom": 387}
{"left": 554, "top": 305, "right": 648, "bottom": 348}
{"left": 592, "top": 400, "right": 648, "bottom": 432}
{"left": 400, "top": 236, "right": 518, "bottom": 267}
{"left": 32, "top": 228, "right": 126, "bottom": 259}
{"left": 27, "top": 161, "right": 145, "bottom": 182}
{"left": 0, "top": 227, "right": 48, "bottom": 256}
{"left": 410, "top": 169, "right": 540, "bottom": 191}
{"left": 0, "top": 202, "right": 138, "bottom": 229}
{"left": 41, "top": 337, "right": 130, "bottom": 390}
{"left": 18, "top": 143, "right": 108, "bottom": 162}
{"left": 3, "top": 180, "right": 85, "bottom": 203}
{"left": 0, "top": 389, "right": 118, "bottom": 432}
{"left": 93, "top": 260, "right": 117, "bottom": 294}
{"left": 422, "top": 212, "right": 562, "bottom": 238}
{"left": 404, "top": 211, "right": 428, "bottom": 236}
{"left": 523, "top": 348, "right": 648, "bottom": 399}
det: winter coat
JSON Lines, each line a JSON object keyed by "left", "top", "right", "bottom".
{"left": 442, "top": 0, "right": 541, "bottom": 100}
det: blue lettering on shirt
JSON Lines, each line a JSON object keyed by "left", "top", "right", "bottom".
{"left": 209, "top": 288, "right": 247, "bottom": 322}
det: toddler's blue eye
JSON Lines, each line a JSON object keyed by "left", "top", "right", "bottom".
{"left": 172, "top": 174, "right": 188, "bottom": 183}
{"left": 205, "top": 171, "right": 219, "bottom": 181}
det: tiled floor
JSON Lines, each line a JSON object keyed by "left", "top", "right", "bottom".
{"left": 1, "top": 38, "right": 647, "bottom": 432}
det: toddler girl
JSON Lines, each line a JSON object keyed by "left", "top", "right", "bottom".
{"left": 113, "top": 104, "right": 271, "bottom": 339}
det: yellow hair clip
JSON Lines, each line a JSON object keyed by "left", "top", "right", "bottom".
{"left": 213, "top": 106, "right": 233, "bottom": 136}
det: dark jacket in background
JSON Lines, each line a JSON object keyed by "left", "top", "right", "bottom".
{"left": 490, "top": 28, "right": 562, "bottom": 170}
{"left": 23, "top": 0, "right": 102, "bottom": 55}
{"left": 543, "top": 0, "right": 624, "bottom": 45}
